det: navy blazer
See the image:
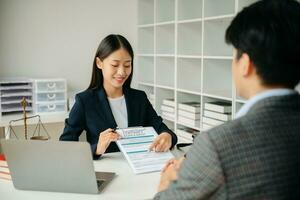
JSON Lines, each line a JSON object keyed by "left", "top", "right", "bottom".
{"left": 59, "top": 87, "right": 177, "bottom": 159}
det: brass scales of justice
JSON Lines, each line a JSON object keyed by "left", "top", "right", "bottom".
{"left": 5, "top": 97, "right": 51, "bottom": 140}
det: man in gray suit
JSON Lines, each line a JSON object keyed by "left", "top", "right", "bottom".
{"left": 154, "top": 0, "right": 300, "bottom": 199}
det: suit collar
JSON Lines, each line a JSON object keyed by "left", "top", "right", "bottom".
{"left": 95, "top": 87, "right": 117, "bottom": 129}
{"left": 237, "top": 90, "right": 299, "bottom": 119}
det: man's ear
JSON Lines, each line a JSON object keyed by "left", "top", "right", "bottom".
{"left": 240, "top": 53, "right": 254, "bottom": 77}
{"left": 96, "top": 57, "right": 103, "bottom": 69}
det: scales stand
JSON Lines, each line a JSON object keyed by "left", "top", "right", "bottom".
{"left": 5, "top": 97, "right": 51, "bottom": 140}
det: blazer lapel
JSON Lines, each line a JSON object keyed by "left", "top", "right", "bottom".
{"left": 95, "top": 88, "right": 117, "bottom": 129}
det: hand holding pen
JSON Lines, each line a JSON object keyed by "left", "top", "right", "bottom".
{"left": 96, "top": 128, "right": 121, "bottom": 155}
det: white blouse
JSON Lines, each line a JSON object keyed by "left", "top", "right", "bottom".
{"left": 107, "top": 95, "right": 128, "bottom": 128}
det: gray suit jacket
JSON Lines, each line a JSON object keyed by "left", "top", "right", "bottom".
{"left": 154, "top": 93, "right": 300, "bottom": 200}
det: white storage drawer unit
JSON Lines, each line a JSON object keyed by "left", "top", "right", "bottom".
{"left": 33, "top": 79, "right": 67, "bottom": 114}
{"left": 36, "top": 80, "right": 66, "bottom": 92}
{"left": 36, "top": 92, "right": 66, "bottom": 102}
{"left": 36, "top": 102, "right": 66, "bottom": 113}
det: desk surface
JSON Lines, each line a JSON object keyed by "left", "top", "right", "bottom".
{"left": 0, "top": 152, "right": 162, "bottom": 200}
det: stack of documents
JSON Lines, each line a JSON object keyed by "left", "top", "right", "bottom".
{"left": 116, "top": 127, "right": 174, "bottom": 174}
{"left": 176, "top": 127, "right": 200, "bottom": 143}
{"left": 202, "top": 101, "right": 232, "bottom": 130}
{"left": 178, "top": 101, "right": 201, "bottom": 128}
{"left": 0, "top": 157, "right": 11, "bottom": 181}
{"left": 161, "top": 98, "right": 175, "bottom": 121}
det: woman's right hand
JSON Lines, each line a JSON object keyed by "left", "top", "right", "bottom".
{"left": 96, "top": 128, "right": 120, "bottom": 155}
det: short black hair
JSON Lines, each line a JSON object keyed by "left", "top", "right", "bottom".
{"left": 225, "top": 0, "right": 300, "bottom": 88}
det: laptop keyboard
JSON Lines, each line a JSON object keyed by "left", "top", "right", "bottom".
{"left": 97, "top": 180, "right": 105, "bottom": 189}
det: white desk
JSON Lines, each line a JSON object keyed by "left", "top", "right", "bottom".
{"left": 0, "top": 152, "right": 161, "bottom": 200}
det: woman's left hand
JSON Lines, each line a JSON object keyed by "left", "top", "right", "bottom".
{"left": 149, "top": 132, "right": 172, "bottom": 152}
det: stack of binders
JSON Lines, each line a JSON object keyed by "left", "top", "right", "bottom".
{"left": 178, "top": 101, "right": 201, "bottom": 128}
{"left": 176, "top": 127, "right": 200, "bottom": 143}
{"left": 161, "top": 98, "right": 175, "bottom": 121}
{"left": 202, "top": 101, "right": 232, "bottom": 130}
{"left": 0, "top": 155, "right": 11, "bottom": 181}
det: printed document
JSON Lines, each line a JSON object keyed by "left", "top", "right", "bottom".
{"left": 116, "top": 127, "right": 174, "bottom": 174}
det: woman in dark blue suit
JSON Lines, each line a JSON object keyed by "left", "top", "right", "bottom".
{"left": 59, "top": 34, "right": 177, "bottom": 159}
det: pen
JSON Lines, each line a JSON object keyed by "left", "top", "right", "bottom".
{"left": 112, "top": 126, "right": 119, "bottom": 132}
{"left": 112, "top": 127, "right": 122, "bottom": 139}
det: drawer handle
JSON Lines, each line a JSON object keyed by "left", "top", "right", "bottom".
{"left": 47, "top": 83, "right": 56, "bottom": 89}
{"left": 47, "top": 104, "right": 56, "bottom": 110}
{"left": 47, "top": 94, "right": 56, "bottom": 100}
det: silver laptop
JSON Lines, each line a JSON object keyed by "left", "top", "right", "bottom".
{"left": 0, "top": 139, "right": 115, "bottom": 194}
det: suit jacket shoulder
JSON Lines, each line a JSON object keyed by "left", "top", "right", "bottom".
{"left": 75, "top": 89, "right": 98, "bottom": 105}
{"left": 207, "top": 94, "right": 300, "bottom": 199}
{"left": 124, "top": 87, "right": 147, "bottom": 99}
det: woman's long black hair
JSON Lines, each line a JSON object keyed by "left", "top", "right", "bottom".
{"left": 88, "top": 34, "right": 134, "bottom": 89}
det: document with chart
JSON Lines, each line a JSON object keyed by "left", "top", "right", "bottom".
{"left": 116, "top": 127, "right": 174, "bottom": 174}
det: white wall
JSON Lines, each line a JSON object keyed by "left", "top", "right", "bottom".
{"left": 0, "top": 0, "right": 137, "bottom": 92}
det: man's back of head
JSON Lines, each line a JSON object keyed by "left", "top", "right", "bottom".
{"left": 225, "top": 0, "right": 300, "bottom": 98}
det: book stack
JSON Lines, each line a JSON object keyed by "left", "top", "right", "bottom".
{"left": 202, "top": 101, "right": 232, "bottom": 130}
{"left": 161, "top": 98, "right": 175, "bottom": 121}
{"left": 178, "top": 101, "right": 201, "bottom": 128}
{"left": 176, "top": 127, "right": 200, "bottom": 143}
{"left": 0, "top": 154, "right": 11, "bottom": 181}
{"left": 148, "top": 93, "right": 155, "bottom": 106}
